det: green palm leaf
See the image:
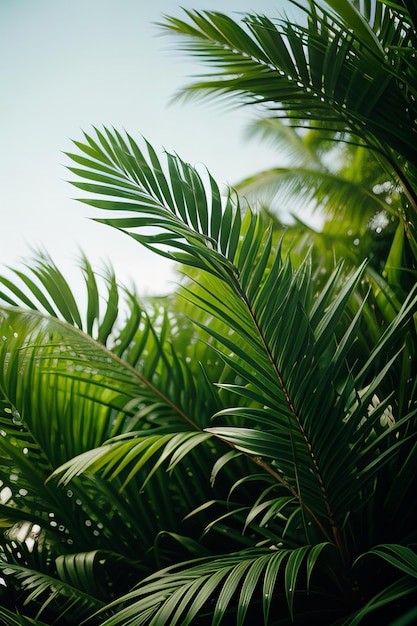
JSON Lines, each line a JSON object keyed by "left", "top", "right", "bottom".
{"left": 343, "top": 576, "right": 417, "bottom": 626}
{"left": 0, "top": 561, "right": 104, "bottom": 623}
{"left": 160, "top": 4, "right": 417, "bottom": 210}
{"left": 0, "top": 607, "right": 49, "bottom": 626}
{"left": 358, "top": 544, "right": 417, "bottom": 579}
{"left": 50, "top": 431, "right": 213, "bottom": 492}
{"left": 95, "top": 545, "right": 334, "bottom": 626}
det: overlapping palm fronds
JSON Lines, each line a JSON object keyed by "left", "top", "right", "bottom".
{"left": 0, "top": 253, "right": 247, "bottom": 623}
{"left": 0, "top": 1, "right": 416, "bottom": 623}
{"left": 43, "top": 127, "right": 414, "bottom": 624}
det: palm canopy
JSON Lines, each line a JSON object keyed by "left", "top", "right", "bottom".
{"left": 0, "top": 1, "right": 416, "bottom": 623}
{"left": 0, "top": 126, "right": 408, "bottom": 624}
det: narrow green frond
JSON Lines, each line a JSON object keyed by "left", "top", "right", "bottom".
{"left": 159, "top": 5, "right": 417, "bottom": 210}
{"left": 50, "top": 431, "right": 213, "bottom": 493}
{"left": 0, "top": 607, "right": 49, "bottom": 626}
{"left": 344, "top": 576, "right": 417, "bottom": 626}
{"left": 97, "top": 546, "right": 330, "bottom": 625}
{"left": 0, "top": 561, "right": 104, "bottom": 624}
{"left": 357, "top": 544, "right": 417, "bottom": 579}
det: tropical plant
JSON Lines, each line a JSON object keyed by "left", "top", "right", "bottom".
{"left": 0, "top": 1, "right": 416, "bottom": 625}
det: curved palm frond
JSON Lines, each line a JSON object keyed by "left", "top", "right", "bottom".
{"left": 0, "top": 561, "right": 104, "bottom": 624}
{"left": 160, "top": 3, "right": 417, "bottom": 211}
{"left": 237, "top": 118, "right": 399, "bottom": 225}
{"left": 342, "top": 542, "right": 417, "bottom": 625}
{"left": 238, "top": 164, "right": 394, "bottom": 225}
{"left": 0, "top": 606, "right": 49, "bottom": 626}
{"left": 95, "top": 544, "right": 337, "bottom": 626}
{"left": 0, "top": 251, "right": 124, "bottom": 341}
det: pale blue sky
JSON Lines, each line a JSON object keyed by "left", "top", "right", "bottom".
{"left": 1, "top": 0, "right": 292, "bottom": 295}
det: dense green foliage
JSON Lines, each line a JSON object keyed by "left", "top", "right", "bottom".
{"left": 0, "top": 1, "right": 416, "bottom": 624}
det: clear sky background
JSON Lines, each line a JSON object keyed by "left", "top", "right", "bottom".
{"left": 1, "top": 0, "right": 292, "bottom": 296}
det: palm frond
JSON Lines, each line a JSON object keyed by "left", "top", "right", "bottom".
{"left": 0, "top": 252, "right": 126, "bottom": 341}
{"left": 0, "top": 560, "right": 104, "bottom": 624}
{"left": 160, "top": 4, "right": 417, "bottom": 210}
{"left": 237, "top": 164, "right": 394, "bottom": 222}
{"left": 50, "top": 431, "right": 213, "bottom": 491}
{"left": 357, "top": 544, "right": 417, "bottom": 579}
{"left": 0, "top": 607, "right": 49, "bottom": 626}
{"left": 342, "top": 576, "right": 417, "bottom": 626}
{"left": 96, "top": 544, "right": 335, "bottom": 626}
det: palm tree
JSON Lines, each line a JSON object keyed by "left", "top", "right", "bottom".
{"left": 0, "top": 1, "right": 416, "bottom": 624}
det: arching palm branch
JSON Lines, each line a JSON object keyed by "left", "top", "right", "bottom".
{"left": 234, "top": 118, "right": 400, "bottom": 280}
{"left": 161, "top": 1, "right": 417, "bottom": 205}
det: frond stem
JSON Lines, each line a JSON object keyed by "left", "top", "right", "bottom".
{"left": 49, "top": 316, "right": 204, "bottom": 433}
{"left": 249, "top": 455, "right": 333, "bottom": 544}
{"left": 235, "top": 291, "right": 340, "bottom": 548}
